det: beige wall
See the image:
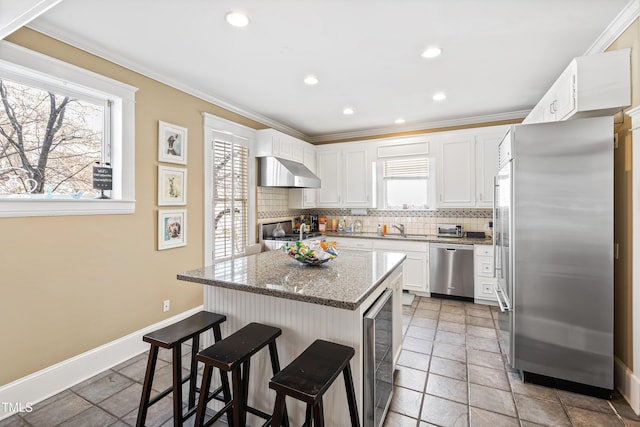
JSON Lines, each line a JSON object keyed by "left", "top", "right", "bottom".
{"left": 609, "top": 17, "right": 640, "bottom": 370}
{"left": 0, "top": 28, "right": 267, "bottom": 385}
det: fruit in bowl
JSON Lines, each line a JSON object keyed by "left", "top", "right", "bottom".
{"left": 281, "top": 240, "right": 338, "bottom": 266}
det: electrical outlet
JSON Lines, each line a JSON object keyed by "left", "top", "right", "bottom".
{"left": 163, "top": 300, "right": 170, "bottom": 312}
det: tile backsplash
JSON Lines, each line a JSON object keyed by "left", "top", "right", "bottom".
{"left": 257, "top": 187, "right": 493, "bottom": 235}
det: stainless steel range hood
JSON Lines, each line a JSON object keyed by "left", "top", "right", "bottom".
{"left": 257, "top": 156, "right": 321, "bottom": 188}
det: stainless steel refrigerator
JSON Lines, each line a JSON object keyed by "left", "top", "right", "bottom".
{"left": 494, "top": 116, "right": 614, "bottom": 396}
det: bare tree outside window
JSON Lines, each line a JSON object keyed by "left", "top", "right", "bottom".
{"left": 0, "top": 78, "right": 105, "bottom": 197}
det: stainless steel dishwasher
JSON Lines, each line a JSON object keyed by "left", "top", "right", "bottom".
{"left": 429, "top": 243, "right": 475, "bottom": 299}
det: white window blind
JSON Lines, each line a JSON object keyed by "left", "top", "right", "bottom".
{"left": 213, "top": 138, "right": 248, "bottom": 261}
{"left": 383, "top": 157, "right": 430, "bottom": 209}
{"left": 383, "top": 157, "right": 429, "bottom": 178}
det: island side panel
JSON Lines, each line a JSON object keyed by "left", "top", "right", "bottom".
{"left": 203, "top": 285, "right": 363, "bottom": 425}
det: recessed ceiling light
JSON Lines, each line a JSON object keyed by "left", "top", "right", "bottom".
{"left": 304, "top": 75, "right": 319, "bottom": 85}
{"left": 433, "top": 92, "right": 447, "bottom": 101}
{"left": 395, "top": 118, "right": 406, "bottom": 124}
{"left": 421, "top": 47, "right": 442, "bottom": 59}
{"left": 343, "top": 108, "right": 354, "bottom": 115}
{"left": 226, "top": 11, "right": 250, "bottom": 27}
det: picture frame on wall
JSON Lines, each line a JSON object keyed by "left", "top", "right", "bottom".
{"left": 158, "top": 121, "right": 187, "bottom": 164}
{"left": 158, "top": 165, "right": 187, "bottom": 206}
{"left": 158, "top": 209, "right": 187, "bottom": 250}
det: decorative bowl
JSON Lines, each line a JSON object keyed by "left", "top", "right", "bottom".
{"left": 281, "top": 240, "right": 338, "bottom": 266}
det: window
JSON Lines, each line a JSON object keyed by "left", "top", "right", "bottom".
{"left": 212, "top": 134, "right": 248, "bottom": 261}
{"left": 0, "top": 41, "right": 137, "bottom": 217}
{"left": 0, "top": 77, "right": 107, "bottom": 197}
{"left": 382, "top": 157, "right": 431, "bottom": 209}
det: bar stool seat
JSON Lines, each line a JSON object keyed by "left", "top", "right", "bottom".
{"left": 194, "top": 322, "right": 289, "bottom": 427}
{"left": 269, "top": 339, "right": 360, "bottom": 427}
{"left": 136, "top": 310, "right": 227, "bottom": 427}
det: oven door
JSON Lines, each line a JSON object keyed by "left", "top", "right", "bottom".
{"left": 363, "top": 288, "right": 393, "bottom": 427}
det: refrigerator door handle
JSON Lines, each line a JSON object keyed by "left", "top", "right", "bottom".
{"left": 494, "top": 285, "right": 512, "bottom": 312}
{"left": 492, "top": 176, "right": 499, "bottom": 278}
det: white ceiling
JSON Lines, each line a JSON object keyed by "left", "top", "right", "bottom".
{"left": 27, "top": 0, "right": 631, "bottom": 142}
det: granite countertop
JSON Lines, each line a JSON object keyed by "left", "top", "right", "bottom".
{"left": 177, "top": 249, "right": 406, "bottom": 311}
{"left": 325, "top": 231, "right": 493, "bottom": 245}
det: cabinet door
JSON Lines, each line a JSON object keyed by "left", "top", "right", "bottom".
{"left": 316, "top": 150, "right": 341, "bottom": 206}
{"left": 438, "top": 139, "right": 475, "bottom": 207}
{"left": 402, "top": 252, "right": 428, "bottom": 293}
{"left": 274, "top": 134, "right": 293, "bottom": 160}
{"left": 343, "top": 145, "right": 371, "bottom": 207}
{"left": 289, "top": 147, "right": 317, "bottom": 208}
{"left": 475, "top": 134, "right": 501, "bottom": 207}
{"left": 554, "top": 67, "right": 577, "bottom": 121}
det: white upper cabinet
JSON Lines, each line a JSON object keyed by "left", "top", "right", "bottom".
{"left": 342, "top": 144, "right": 372, "bottom": 207}
{"left": 474, "top": 133, "right": 502, "bottom": 208}
{"left": 437, "top": 138, "right": 475, "bottom": 207}
{"left": 523, "top": 49, "right": 630, "bottom": 124}
{"left": 316, "top": 142, "right": 373, "bottom": 208}
{"left": 289, "top": 147, "right": 317, "bottom": 208}
{"left": 255, "top": 128, "right": 305, "bottom": 162}
{"left": 255, "top": 128, "right": 318, "bottom": 208}
{"left": 435, "top": 126, "right": 507, "bottom": 208}
{"left": 316, "top": 149, "right": 342, "bottom": 206}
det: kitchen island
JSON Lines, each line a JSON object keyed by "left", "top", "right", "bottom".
{"left": 177, "top": 249, "right": 405, "bottom": 425}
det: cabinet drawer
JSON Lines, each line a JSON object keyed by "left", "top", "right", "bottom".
{"left": 474, "top": 244, "right": 493, "bottom": 256}
{"left": 475, "top": 278, "right": 497, "bottom": 301}
{"left": 476, "top": 259, "right": 494, "bottom": 277}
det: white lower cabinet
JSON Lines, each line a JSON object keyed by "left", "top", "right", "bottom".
{"left": 373, "top": 240, "right": 429, "bottom": 295}
{"left": 474, "top": 244, "right": 497, "bottom": 304}
{"left": 332, "top": 237, "right": 429, "bottom": 294}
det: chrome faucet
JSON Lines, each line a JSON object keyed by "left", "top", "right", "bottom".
{"left": 392, "top": 223, "right": 405, "bottom": 237}
{"left": 299, "top": 223, "right": 307, "bottom": 241}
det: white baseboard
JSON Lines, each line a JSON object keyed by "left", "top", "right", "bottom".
{"left": 0, "top": 305, "right": 203, "bottom": 421}
{"left": 615, "top": 356, "right": 640, "bottom": 415}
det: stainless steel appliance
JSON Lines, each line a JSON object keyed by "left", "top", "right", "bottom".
{"left": 363, "top": 288, "right": 393, "bottom": 427}
{"left": 260, "top": 220, "right": 324, "bottom": 251}
{"left": 257, "top": 156, "right": 321, "bottom": 188}
{"left": 429, "top": 243, "right": 474, "bottom": 299}
{"left": 494, "top": 116, "right": 613, "bottom": 396}
{"left": 436, "top": 223, "right": 463, "bottom": 238}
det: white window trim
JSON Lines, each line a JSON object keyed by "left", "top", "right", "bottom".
{"left": 203, "top": 113, "right": 256, "bottom": 266}
{"left": 0, "top": 41, "right": 137, "bottom": 217}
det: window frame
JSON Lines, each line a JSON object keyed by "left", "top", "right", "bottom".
{"left": 0, "top": 41, "right": 137, "bottom": 217}
{"left": 203, "top": 113, "right": 256, "bottom": 266}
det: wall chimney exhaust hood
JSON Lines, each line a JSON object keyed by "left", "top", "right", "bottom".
{"left": 257, "top": 156, "right": 321, "bottom": 188}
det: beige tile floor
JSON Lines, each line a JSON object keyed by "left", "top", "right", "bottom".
{"left": 1, "top": 296, "right": 639, "bottom": 426}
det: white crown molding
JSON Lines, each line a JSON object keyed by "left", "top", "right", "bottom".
{"left": 584, "top": 0, "right": 640, "bottom": 55}
{"left": 307, "top": 110, "right": 528, "bottom": 144}
{"left": 628, "top": 105, "right": 640, "bottom": 130}
{"left": 0, "top": 0, "right": 63, "bottom": 40}
{"left": 25, "top": 22, "right": 308, "bottom": 141}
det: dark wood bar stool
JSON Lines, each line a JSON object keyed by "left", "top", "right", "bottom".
{"left": 136, "top": 311, "right": 227, "bottom": 427}
{"left": 269, "top": 339, "right": 360, "bottom": 427}
{"left": 194, "top": 322, "right": 290, "bottom": 427}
